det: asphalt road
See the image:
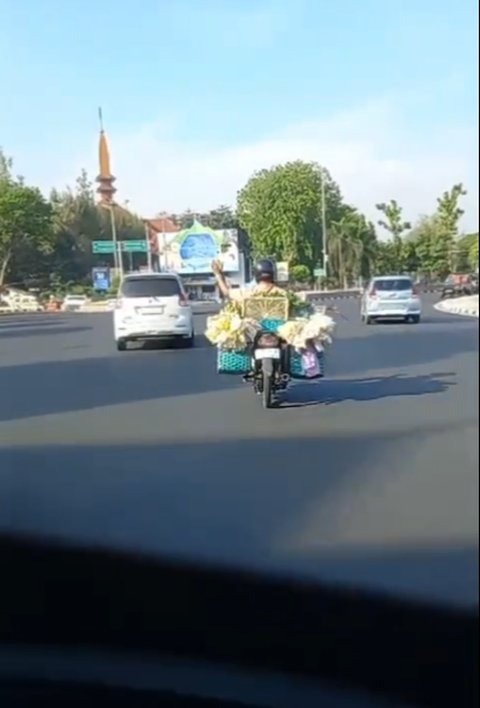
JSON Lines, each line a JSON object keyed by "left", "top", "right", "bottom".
{"left": 0, "top": 296, "right": 478, "bottom": 608}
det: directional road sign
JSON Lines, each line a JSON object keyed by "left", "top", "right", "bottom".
{"left": 92, "top": 240, "right": 115, "bottom": 254}
{"left": 92, "top": 240, "right": 148, "bottom": 254}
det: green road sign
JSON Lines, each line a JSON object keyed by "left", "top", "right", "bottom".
{"left": 92, "top": 240, "right": 148, "bottom": 254}
{"left": 314, "top": 267, "right": 326, "bottom": 278}
{"left": 92, "top": 241, "right": 115, "bottom": 254}
{"left": 121, "top": 240, "right": 148, "bottom": 253}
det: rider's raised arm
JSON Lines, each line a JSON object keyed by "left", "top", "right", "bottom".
{"left": 211, "top": 260, "right": 230, "bottom": 299}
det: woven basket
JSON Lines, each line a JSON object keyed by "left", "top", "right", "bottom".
{"left": 217, "top": 349, "right": 251, "bottom": 374}
{"left": 242, "top": 296, "right": 289, "bottom": 322}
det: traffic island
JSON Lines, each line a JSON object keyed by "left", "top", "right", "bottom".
{"left": 435, "top": 295, "right": 479, "bottom": 318}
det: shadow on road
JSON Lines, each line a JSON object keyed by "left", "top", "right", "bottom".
{"left": 0, "top": 318, "right": 71, "bottom": 330}
{"left": 0, "top": 347, "right": 237, "bottom": 422}
{"left": 282, "top": 372, "right": 455, "bottom": 408}
{"left": 0, "top": 325, "right": 92, "bottom": 339}
{"left": 1, "top": 419, "right": 477, "bottom": 604}
{"left": 331, "top": 323, "right": 478, "bottom": 375}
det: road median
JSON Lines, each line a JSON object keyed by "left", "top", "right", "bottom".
{"left": 434, "top": 295, "right": 479, "bottom": 318}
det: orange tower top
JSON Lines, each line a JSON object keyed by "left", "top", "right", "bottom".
{"left": 96, "top": 107, "right": 116, "bottom": 204}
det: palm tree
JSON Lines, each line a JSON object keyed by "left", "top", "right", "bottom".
{"left": 329, "top": 209, "right": 376, "bottom": 287}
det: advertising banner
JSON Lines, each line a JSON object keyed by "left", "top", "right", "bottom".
{"left": 157, "top": 220, "right": 239, "bottom": 275}
{"left": 92, "top": 267, "right": 111, "bottom": 291}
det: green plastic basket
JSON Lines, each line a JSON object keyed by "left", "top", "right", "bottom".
{"left": 217, "top": 349, "right": 251, "bottom": 374}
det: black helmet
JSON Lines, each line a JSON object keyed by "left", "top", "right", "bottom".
{"left": 253, "top": 258, "right": 276, "bottom": 283}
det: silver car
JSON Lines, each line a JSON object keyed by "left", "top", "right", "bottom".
{"left": 361, "top": 275, "right": 422, "bottom": 324}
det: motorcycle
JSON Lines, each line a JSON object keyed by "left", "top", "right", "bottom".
{"left": 248, "top": 329, "right": 290, "bottom": 409}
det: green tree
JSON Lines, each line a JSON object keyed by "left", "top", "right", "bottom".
{"left": 203, "top": 205, "right": 236, "bottom": 229}
{"left": 376, "top": 199, "right": 411, "bottom": 270}
{"left": 467, "top": 235, "right": 479, "bottom": 271}
{"left": 290, "top": 264, "right": 311, "bottom": 283}
{"left": 328, "top": 207, "right": 377, "bottom": 287}
{"left": 46, "top": 171, "right": 147, "bottom": 285}
{"left": 0, "top": 151, "right": 54, "bottom": 285}
{"left": 455, "top": 232, "right": 477, "bottom": 273}
{"left": 435, "top": 183, "right": 467, "bottom": 274}
{"left": 404, "top": 215, "right": 442, "bottom": 276}
{"left": 169, "top": 205, "right": 237, "bottom": 231}
{"left": 376, "top": 199, "right": 411, "bottom": 240}
{"left": 374, "top": 241, "right": 400, "bottom": 275}
{"left": 237, "top": 160, "right": 343, "bottom": 271}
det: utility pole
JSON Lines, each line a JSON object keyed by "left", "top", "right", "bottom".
{"left": 109, "top": 204, "right": 122, "bottom": 277}
{"left": 321, "top": 169, "right": 328, "bottom": 278}
{"left": 144, "top": 221, "right": 153, "bottom": 272}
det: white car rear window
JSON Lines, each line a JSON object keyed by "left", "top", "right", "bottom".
{"left": 121, "top": 277, "right": 181, "bottom": 298}
{"left": 374, "top": 279, "right": 412, "bottom": 292}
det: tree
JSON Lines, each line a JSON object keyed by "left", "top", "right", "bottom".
{"left": 435, "top": 183, "right": 467, "bottom": 274}
{"left": 376, "top": 199, "right": 411, "bottom": 240}
{"left": 374, "top": 241, "right": 400, "bottom": 275}
{"left": 376, "top": 199, "right": 411, "bottom": 269}
{"left": 168, "top": 205, "right": 237, "bottom": 231}
{"left": 45, "top": 171, "right": 146, "bottom": 285}
{"left": 0, "top": 151, "right": 54, "bottom": 285}
{"left": 328, "top": 207, "right": 377, "bottom": 287}
{"left": 202, "top": 205, "right": 236, "bottom": 230}
{"left": 237, "top": 160, "right": 343, "bottom": 271}
{"left": 455, "top": 232, "right": 478, "bottom": 273}
{"left": 290, "top": 264, "right": 311, "bottom": 283}
{"left": 404, "top": 215, "right": 439, "bottom": 276}
{"left": 467, "top": 234, "right": 479, "bottom": 271}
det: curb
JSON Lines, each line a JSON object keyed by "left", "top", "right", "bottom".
{"left": 434, "top": 296, "right": 479, "bottom": 319}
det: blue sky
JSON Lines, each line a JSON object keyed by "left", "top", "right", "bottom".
{"left": 0, "top": 0, "right": 478, "bottom": 230}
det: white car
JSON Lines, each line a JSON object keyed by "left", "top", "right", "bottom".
{"left": 361, "top": 275, "right": 422, "bottom": 324}
{"left": 113, "top": 273, "right": 194, "bottom": 351}
{"left": 61, "top": 294, "right": 88, "bottom": 312}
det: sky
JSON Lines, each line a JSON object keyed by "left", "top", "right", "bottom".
{"left": 0, "top": 0, "right": 478, "bottom": 232}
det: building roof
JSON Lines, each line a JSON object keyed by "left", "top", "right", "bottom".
{"left": 145, "top": 217, "right": 178, "bottom": 233}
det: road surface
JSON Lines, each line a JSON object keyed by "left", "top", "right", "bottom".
{"left": 0, "top": 296, "right": 478, "bottom": 607}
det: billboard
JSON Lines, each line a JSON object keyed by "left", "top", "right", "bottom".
{"left": 92, "top": 267, "right": 110, "bottom": 291}
{"left": 156, "top": 220, "right": 239, "bottom": 275}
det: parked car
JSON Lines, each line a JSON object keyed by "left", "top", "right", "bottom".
{"left": 441, "top": 274, "right": 478, "bottom": 299}
{"left": 361, "top": 275, "right": 422, "bottom": 324}
{"left": 61, "top": 294, "right": 88, "bottom": 312}
{"left": 113, "top": 273, "right": 194, "bottom": 351}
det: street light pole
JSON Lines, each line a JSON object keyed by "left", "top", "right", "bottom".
{"left": 321, "top": 169, "right": 328, "bottom": 278}
{"left": 108, "top": 204, "right": 122, "bottom": 277}
{"left": 144, "top": 222, "right": 153, "bottom": 272}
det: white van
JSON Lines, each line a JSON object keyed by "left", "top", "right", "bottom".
{"left": 113, "top": 273, "right": 194, "bottom": 350}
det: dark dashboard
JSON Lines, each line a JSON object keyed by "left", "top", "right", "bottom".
{"left": 1, "top": 535, "right": 477, "bottom": 707}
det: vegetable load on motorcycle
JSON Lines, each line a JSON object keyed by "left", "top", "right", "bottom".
{"left": 204, "top": 291, "right": 335, "bottom": 379}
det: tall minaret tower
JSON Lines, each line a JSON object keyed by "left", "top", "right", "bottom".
{"left": 96, "top": 107, "right": 116, "bottom": 204}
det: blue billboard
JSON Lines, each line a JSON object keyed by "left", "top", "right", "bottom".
{"left": 92, "top": 267, "right": 111, "bottom": 291}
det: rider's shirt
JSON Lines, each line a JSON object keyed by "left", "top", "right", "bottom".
{"left": 230, "top": 283, "right": 286, "bottom": 301}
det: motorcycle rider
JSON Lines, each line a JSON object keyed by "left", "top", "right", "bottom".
{"left": 211, "top": 258, "right": 286, "bottom": 300}
{"left": 212, "top": 258, "right": 289, "bottom": 384}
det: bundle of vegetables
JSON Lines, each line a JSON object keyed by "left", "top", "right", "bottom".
{"left": 277, "top": 312, "right": 335, "bottom": 351}
{"left": 205, "top": 310, "right": 261, "bottom": 350}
